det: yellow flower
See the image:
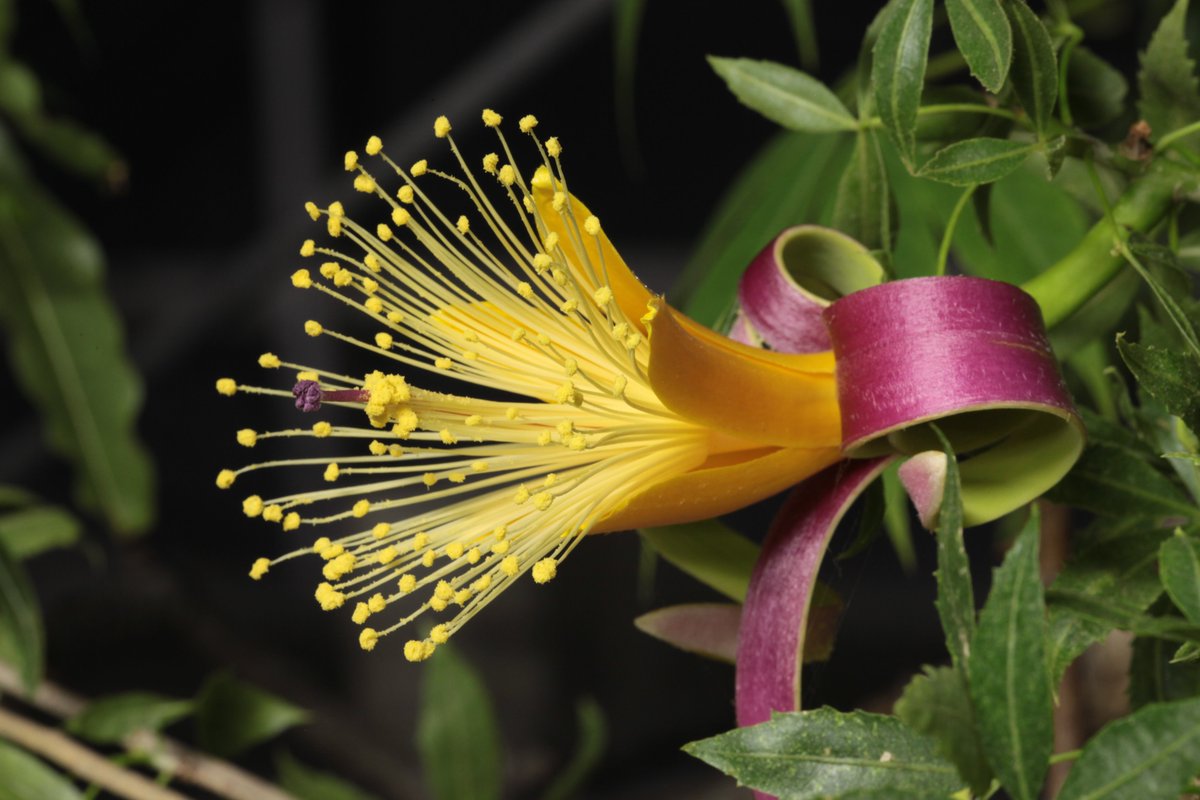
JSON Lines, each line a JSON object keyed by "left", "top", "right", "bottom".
{"left": 215, "top": 111, "right": 842, "bottom": 659}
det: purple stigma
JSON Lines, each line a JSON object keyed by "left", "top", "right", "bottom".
{"left": 293, "top": 380, "right": 323, "bottom": 412}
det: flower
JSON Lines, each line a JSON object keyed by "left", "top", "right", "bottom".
{"left": 215, "top": 110, "right": 843, "bottom": 659}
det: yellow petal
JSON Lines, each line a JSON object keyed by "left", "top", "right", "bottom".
{"left": 595, "top": 444, "right": 842, "bottom": 532}
{"left": 648, "top": 304, "right": 841, "bottom": 448}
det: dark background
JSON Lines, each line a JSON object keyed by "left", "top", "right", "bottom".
{"left": 0, "top": 1, "right": 1165, "bottom": 797}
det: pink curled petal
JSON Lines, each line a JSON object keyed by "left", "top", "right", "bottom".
{"left": 735, "top": 457, "right": 892, "bottom": 730}
{"left": 634, "top": 603, "right": 741, "bottom": 663}
{"left": 738, "top": 226, "right": 884, "bottom": 353}
{"left": 726, "top": 309, "right": 763, "bottom": 347}
{"left": 898, "top": 451, "right": 948, "bottom": 530}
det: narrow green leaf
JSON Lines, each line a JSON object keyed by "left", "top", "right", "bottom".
{"left": 933, "top": 428, "right": 973, "bottom": 672}
{"left": 0, "top": 506, "right": 80, "bottom": 560}
{"left": 945, "top": 0, "right": 1012, "bottom": 93}
{"left": 541, "top": 698, "right": 607, "bottom": 800}
{"left": 871, "top": 0, "right": 934, "bottom": 165}
{"left": 1046, "top": 589, "right": 1200, "bottom": 643}
{"left": 1057, "top": 698, "right": 1200, "bottom": 800}
{"left": 0, "top": 538, "right": 42, "bottom": 692}
{"left": 1066, "top": 47, "right": 1128, "bottom": 128}
{"left": 1161, "top": 531, "right": 1200, "bottom": 625}
{"left": 417, "top": 644, "right": 501, "bottom": 800}
{"left": 676, "top": 131, "right": 852, "bottom": 326}
{"left": 0, "top": 136, "right": 154, "bottom": 535}
{"left": 881, "top": 465, "right": 917, "bottom": 571}
{"left": 1119, "top": 336, "right": 1200, "bottom": 440}
{"left": 0, "top": 486, "right": 35, "bottom": 508}
{"left": 780, "top": 0, "right": 819, "bottom": 71}
{"left": 66, "top": 692, "right": 194, "bottom": 745}
{"left": 0, "top": 739, "right": 83, "bottom": 800}
{"left": 1130, "top": 633, "right": 1200, "bottom": 709}
{"left": 832, "top": 129, "right": 893, "bottom": 252}
{"left": 640, "top": 519, "right": 759, "bottom": 603}
{"left": 1005, "top": 0, "right": 1058, "bottom": 139}
{"left": 195, "top": 673, "right": 308, "bottom": 758}
{"left": 276, "top": 751, "right": 382, "bottom": 800}
{"left": 894, "top": 666, "right": 992, "bottom": 794}
{"left": 684, "top": 708, "right": 960, "bottom": 799}
{"left": 917, "top": 138, "right": 1035, "bottom": 186}
{"left": 1046, "top": 442, "right": 1196, "bottom": 520}
{"left": 968, "top": 510, "right": 1052, "bottom": 800}
{"left": 707, "top": 57, "right": 857, "bottom": 133}
{"left": 1138, "top": 0, "right": 1200, "bottom": 153}
{"left": 613, "top": 0, "right": 644, "bottom": 175}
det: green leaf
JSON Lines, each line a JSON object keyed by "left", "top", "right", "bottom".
{"left": 276, "top": 751, "right": 382, "bottom": 800}
{"left": 541, "top": 698, "right": 607, "bottom": 800}
{"left": 1066, "top": 47, "right": 1128, "bottom": 128}
{"left": 0, "top": 506, "right": 80, "bottom": 560}
{"left": 933, "top": 428, "right": 973, "bottom": 672}
{"left": 968, "top": 510, "right": 1052, "bottom": 800}
{"left": 640, "top": 519, "right": 760, "bottom": 602}
{"left": 66, "top": 692, "right": 194, "bottom": 745}
{"left": 1138, "top": 0, "right": 1200, "bottom": 153}
{"left": 195, "top": 673, "right": 308, "bottom": 758}
{"left": 1005, "top": 0, "right": 1058, "bottom": 139}
{"left": 707, "top": 57, "right": 857, "bottom": 133}
{"left": 1057, "top": 698, "right": 1200, "bottom": 800}
{"left": 1130, "top": 633, "right": 1200, "bottom": 709}
{"left": 683, "top": 708, "right": 961, "bottom": 799}
{"left": 781, "top": 0, "right": 819, "bottom": 71}
{"left": 1046, "top": 442, "right": 1196, "bottom": 520}
{"left": 945, "top": 0, "right": 1012, "bottom": 93}
{"left": 1161, "top": 531, "right": 1200, "bottom": 625}
{"left": 0, "top": 739, "right": 83, "bottom": 800}
{"left": 871, "top": 0, "right": 934, "bottom": 165}
{"left": 613, "top": 0, "right": 644, "bottom": 175}
{"left": 917, "top": 138, "right": 1035, "bottom": 186}
{"left": 0, "top": 135, "right": 154, "bottom": 535}
{"left": 675, "top": 131, "right": 852, "bottom": 327}
{"left": 0, "top": 486, "right": 35, "bottom": 508}
{"left": 881, "top": 465, "right": 917, "bottom": 572}
{"left": 894, "top": 666, "right": 992, "bottom": 794}
{"left": 417, "top": 644, "right": 502, "bottom": 800}
{"left": 0, "top": 537, "right": 42, "bottom": 692}
{"left": 832, "top": 129, "right": 893, "bottom": 252}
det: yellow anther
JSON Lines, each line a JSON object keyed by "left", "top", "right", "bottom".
{"left": 511, "top": 328, "right": 527, "bottom": 342}
{"left": 411, "top": 159, "right": 428, "bottom": 176}
{"left": 333, "top": 268, "right": 354, "bottom": 288}
{"left": 372, "top": 522, "right": 391, "bottom": 539}
{"left": 249, "top": 558, "right": 271, "bottom": 580}
{"left": 514, "top": 485, "right": 530, "bottom": 504}
{"left": 505, "top": 408, "right": 519, "bottom": 420}
{"left": 560, "top": 299, "right": 578, "bottom": 314}
{"left": 375, "top": 332, "right": 394, "bottom": 350}
{"left": 482, "top": 108, "right": 503, "bottom": 127}
{"left": 435, "top": 357, "right": 453, "bottom": 370}
{"left": 471, "top": 460, "right": 488, "bottom": 471}
{"left": 321, "top": 546, "right": 345, "bottom": 564}
{"left": 299, "top": 239, "right": 316, "bottom": 257}
{"left": 216, "top": 378, "right": 237, "bottom": 396}
{"left": 543, "top": 232, "right": 559, "bottom": 251}
{"left": 397, "top": 185, "right": 414, "bottom": 204}
{"left": 236, "top": 429, "right": 258, "bottom": 448}
{"left": 561, "top": 358, "right": 578, "bottom": 377}
{"left": 263, "top": 505, "right": 283, "bottom": 522}
{"left": 568, "top": 434, "right": 588, "bottom": 450}
{"left": 283, "top": 512, "right": 301, "bottom": 531}
{"left": 543, "top": 473, "right": 558, "bottom": 487}
{"left": 545, "top": 137, "right": 562, "bottom": 157}
{"left": 368, "top": 593, "right": 386, "bottom": 613}
{"left": 352, "top": 602, "right": 371, "bottom": 624}
{"left": 584, "top": 215, "right": 601, "bottom": 235}
{"left": 552, "top": 191, "right": 566, "bottom": 211}
{"left": 324, "top": 462, "right": 340, "bottom": 482}
{"left": 391, "top": 207, "right": 410, "bottom": 227}
{"left": 297, "top": 370, "right": 318, "bottom": 381}
{"left": 359, "top": 628, "right": 379, "bottom": 652}
{"left": 533, "top": 491, "right": 554, "bottom": 511}
{"left": 537, "top": 431, "right": 553, "bottom": 446}
{"left": 365, "top": 297, "right": 383, "bottom": 314}
{"left": 365, "top": 135, "right": 383, "bottom": 155}
{"left": 394, "top": 408, "right": 420, "bottom": 436}
{"left": 448, "top": 472, "right": 466, "bottom": 483}
{"left": 554, "top": 381, "right": 579, "bottom": 405}
{"left": 312, "top": 421, "right": 333, "bottom": 438}
{"left": 242, "top": 495, "right": 264, "bottom": 517}
{"left": 517, "top": 282, "right": 533, "bottom": 299}
{"left": 467, "top": 547, "right": 482, "bottom": 565}
{"left": 556, "top": 420, "right": 574, "bottom": 437}
{"left": 305, "top": 320, "right": 323, "bottom": 337}
{"left": 362, "top": 278, "right": 379, "bottom": 294}
{"left": 354, "top": 174, "right": 376, "bottom": 193}
{"left": 322, "top": 552, "right": 357, "bottom": 580}
{"left": 440, "top": 429, "right": 458, "bottom": 445}
{"left": 376, "top": 223, "right": 393, "bottom": 241}
{"left": 482, "top": 153, "right": 499, "bottom": 174}
{"left": 501, "top": 555, "right": 520, "bottom": 576}
{"left": 456, "top": 215, "right": 470, "bottom": 234}
{"left": 498, "top": 164, "right": 516, "bottom": 186}
{"left": 435, "top": 581, "right": 454, "bottom": 602}
{"left": 352, "top": 499, "right": 371, "bottom": 517}
{"left": 612, "top": 374, "right": 628, "bottom": 396}
{"left": 216, "top": 469, "right": 236, "bottom": 489}
{"left": 446, "top": 542, "right": 465, "bottom": 560}
{"left": 493, "top": 525, "right": 508, "bottom": 540}
{"left": 552, "top": 268, "right": 568, "bottom": 287}
{"left": 625, "top": 332, "right": 642, "bottom": 350}
{"left": 537, "top": 332, "right": 551, "bottom": 346}
{"left": 523, "top": 195, "right": 535, "bottom": 213}
{"left": 377, "top": 546, "right": 399, "bottom": 564}
{"left": 313, "top": 537, "right": 332, "bottom": 553}
{"left": 369, "top": 440, "right": 388, "bottom": 456}
{"left": 531, "top": 253, "right": 552, "bottom": 272}
{"left": 453, "top": 589, "right": 472, "bottom": 605}
{"left": 433, "top": 115, "right": 451, "bottom": 137}
{"left": 422, "top": 473, "right": 438, "bottom": 490}
{"left": 328, "top": 201, "right": 345, "bottom": 218}
{"left": 532, "top": 558, "right": 557, "bottom": 584}
{"left": 422, "top": 550, "right": 437, "bottom": 569}
{"left": 430, "top": 624, "right": 450, "bottom": 644}
{"left": 364, "top": 253, "right": 381, "bottom": 272}
{"left": 327, "top": 216, "right": 343, "bottom": 237}
{"left": 291, "top": 269, "right": 313, "bottom": 289}
{"left": 304, "top": 201, "right": 320, "bottom": 220}
{"left": 398, "top": 574, "right": 417, "bottom": 593}
{"left": 388, "top": 444, "right": 405, "bottom": 457}
{"left": 593, "top": 286, "right": 613, "bottom": 306}
{"left": 315, "top": 582, "right": 346, "bottom": 611}
{"left": 319, "top": 261, "right": 339, "bottom": 278}
{"left": 404, "top": 639, "right": 428, "bottom": 661}
{"left": 344, "top": 151, "right": 359, "bottom": 171}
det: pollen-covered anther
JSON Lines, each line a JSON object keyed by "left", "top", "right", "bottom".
{"left": 237, "top": 429, "right": 258, "bottom": 447}
{"left": 242, "top": 495, "right": 264, "bottom": 517}
{"left": 397, "top": 185, "right": 414, "bottom": 204}
{"left": 352, "top": 499, "right": 371, "bottom": 517}
{"left": 517, "top": 282, "right": 533, "bottom": 299}
{"left": 543, "top": 232, "right": 559, "bottom": 251}
{"left": 456, "top": 215, "right": 470, "bottom": 234}
{"left": 376, "top": 223, "right": 393, "bottom": 241}
{"left": 300, "top": 239, "right": 316, "bottom": 257}
{"left": 435, "top": 357, "right": 453, "bottom": 370}
{"left": 216, "top": 469, "right": 236, "bottom": 489}
{"left": 440, "top": 429, "right": 458, "bottom": 445}
{"left": 354, "top": 174, "right": 376, "bottom": 193}
{"left": 482, "top": 108, "right": 503, "bottom": 127}
{"left": 305, "top": 320, "right": 323, "bottom": 337}
{"left": 334, "top": 269, "right": 354, "bottom": 288}
{"left": 430, "top": 624, "right": 450, "bottom": 644}
{"left": 375, "top": 332, "right": 393, "bottom": 350}
{"left": 327, "top": 216, "right": 343, "bottom": 237}
{"left": 398, "top": 574, "right": 417, "bottom": 594}
{"left": 249, "top": 558, "right": 271, "bottom": 580}
{"left": 344, "top": 151, "right": 359, "bottom": 171}
{"left": 364, "top": 253, "right": 381, "bottom": 272}
{"left": 377, "top": 546, "right": 399, "bottom": 564}
{"left": 411, "top": 159, "right": 428, "bottom": 177}
{"left": 320, "top": 261, "right": 340, "bottom": 279}
{"left": 263, "top": 505, "right": 283, "bottom": 523}
{"left": 501, "top": 555, "right": 520, "bottom": 576}
{"left": 434, "top": 115, "right": 452, "bottom": 137}
{"left": 593, "top": 286, "right": 613, "bottom": 306}
{"left": 359, "top": 628, "right": 379, "bottom": 651}
{"left": 532, "top": 253, "right": 552, "bottom": 272}
{"left": 554, "top": 381, "right": 580, "bottom": 405}
{"left": 365, "top": 135, "right": 383, "bottom": 155}
{"left": 513, "top": 485, "right": 530, "bottom": 504}
{"left": 446, "top": 542, "right": 465, "bottom": 560}
{"left": 584, "top": 215, "right": 601, "bottom": 236}
{"left": 518, "top": 114, "right": 538, "bottom": 132}
{"left": 392, "top": 208, "right": 410, "bottom": 226}
{"left": 551, "top": 191, "right": 566, "bottom": 211}
{"left": 482, "top": 153, "right": 499, "bottom": 174}
{"left": 404, "top": 639, "right": 434, "bottom": 662}
{"left": 292, "top": 269, "right": 313, "bottom": 288}
{"left": 372, "top": 522, "right": 390, "bottom": 539}
{"left": 283, "top": 512, "right": 301, "bottom": 531}
{"left": 304, "top": 201, "right": 320, "bottom": 221}
{"left": 216, "top": 378, "right": 237, "bottom": 396}
{"left": 533, "top": 491, "right": 554, "bottom": 511}
{"left": 498, "top": 165, "right": 516, "bottom": 187}
{"left": 365, "top": 297, "right": 383, "bottom": 314}
{"left": 532, "top": 558, "right": 557, "bottom": 584}
{"left": 315, "top": 582, "right": 346, "bottom": 611}
{"left": 546, "top": 137, "right": 562, "bottom": 157}
{"left": 324, "top": 463, "right": 340, "bottom": 482}
{"left": 313, "top": 421, "right": 333, "bottom": 438}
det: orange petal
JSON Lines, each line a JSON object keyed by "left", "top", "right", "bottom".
{"left": 648, "top": 305, "right": 841, "bottom": 448}
{"left": 594, "top": 444, "right": 842, "bottom": 533}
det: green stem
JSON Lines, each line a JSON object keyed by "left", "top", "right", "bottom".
{"left": 1055, "top": 23, "right": 1084, "bottom": 128}
{"left": 936, "top": 185, "right": 977, "bottom": 277}
{"left": 862, "top": 103, "right": 1019, "bottom": 131}
{"left": 1049, "top": 749, "right": 1082, "bottom": 765}
{"left": 1158, "top": 119, "right": 1200, "bottom": 151}
{"left": 1021, "top": 159, "right": 1199, "bottom": 329}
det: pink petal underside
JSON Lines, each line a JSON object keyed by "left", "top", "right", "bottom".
{"left": 897, "top": 451, "right": 948, "bottom": 530}
{"left": 634, "top": 603, "right": 742, "bottom": 663}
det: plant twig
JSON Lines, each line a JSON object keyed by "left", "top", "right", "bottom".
{"left": 0, "top": 662, "right": 296, "bottom": 800}
{"left": 0, "top": 705, "right": 187, "bottom": 800}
